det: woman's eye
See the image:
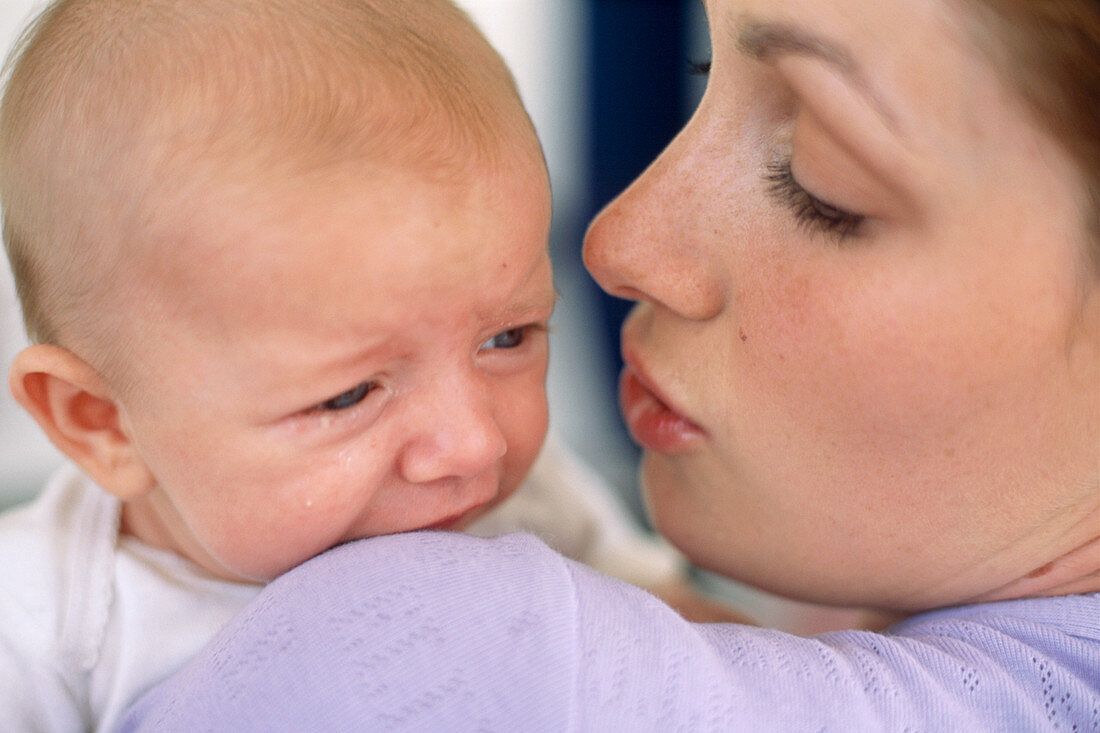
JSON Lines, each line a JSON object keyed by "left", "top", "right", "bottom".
{"left": 687, "top": 58, "right": 712, "bottom": 76}
{"left": 317, "top": 381, "right": 375, "bottom": 411}
{"left": 480, "top": 327, "right": 527, "bottom": 351}
{"left": 764, "top": 159, "right": 865, "bottom": 241}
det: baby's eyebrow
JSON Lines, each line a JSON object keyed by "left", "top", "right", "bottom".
{"left": 735, "top": 18, "right": 902, "bottom": 134}
{"left": 498, "top": 289, "right": 559, "bottom": 321}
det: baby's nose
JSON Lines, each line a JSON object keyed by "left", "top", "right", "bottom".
{"left": 397, "top": 388, "right": 507, "bottom": 485}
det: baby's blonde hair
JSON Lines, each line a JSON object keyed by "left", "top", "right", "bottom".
{"left": 0, "top": 0, "right": 534, "bottom": 365}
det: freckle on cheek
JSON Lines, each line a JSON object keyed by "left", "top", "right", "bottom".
{"left": 739, "top": 328, "right": 748, "bottom": 343}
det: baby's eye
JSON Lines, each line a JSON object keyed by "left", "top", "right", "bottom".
{"left": 480, "top": 327, "right": 527, "bottom": 351}
{"left": 318, "top": 381, "right": 375, "bottom": 411}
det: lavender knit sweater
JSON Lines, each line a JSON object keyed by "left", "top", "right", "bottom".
{"left": 122, "top": 532, "right": 1100, "bottom": 731}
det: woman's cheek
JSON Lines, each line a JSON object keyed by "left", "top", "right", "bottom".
{"left": 736, "top": 265, "right": 963, "bottom": 450}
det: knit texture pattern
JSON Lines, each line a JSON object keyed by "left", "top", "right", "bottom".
{"left": 121, "top": 532, "right": 1100, "bottom": 732}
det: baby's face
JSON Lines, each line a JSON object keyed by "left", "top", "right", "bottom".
{"left": 116, "top": 155, "right": 554, "bottom": 582}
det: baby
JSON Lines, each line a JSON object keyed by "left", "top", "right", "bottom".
{"left": 0, "top": 0, "right": 707, "bottom": 729}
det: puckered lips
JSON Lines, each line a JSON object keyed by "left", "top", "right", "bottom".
{"left": 619, "top": 357, "right": 706, "bottom": 455}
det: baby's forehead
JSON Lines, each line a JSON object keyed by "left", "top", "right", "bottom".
{"left": 0, "top": 0, "right": 541, "bottom": 350}
{"left": 123, "top": 152, "right": 552, "bottom": 355}
{"left": 141, "top": 119, "right": 546, "bottom": 250}
{"left": 25, "top": 0, "right": 530, "bottom": 197}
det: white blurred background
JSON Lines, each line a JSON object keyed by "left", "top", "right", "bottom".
{"left": 0, "top": 1, "right": 64, "bottom": 508}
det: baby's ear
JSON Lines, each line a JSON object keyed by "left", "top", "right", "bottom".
{"left": 9, "top": 344, "right": 155, "bottom": 500}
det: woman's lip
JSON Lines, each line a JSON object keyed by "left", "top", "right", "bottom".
{"left": 619, "top": 361, "right": 705, "bottom": 455}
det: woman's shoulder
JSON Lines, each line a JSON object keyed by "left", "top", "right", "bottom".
{"left": 122, "top": 533, "right": 1100, "bottom": 732}
{"left": 891, "top": 592, "right": 1100, "bottom": 642}
{"left": 121, "top": 531, "right": 589, "bottom": 731}
{"left": 879, "top": 592, "right": 1100, "bottom": 725}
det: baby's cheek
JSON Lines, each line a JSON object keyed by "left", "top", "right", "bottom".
{"left": 228, "top": 460, "right": 387, "bottom": 576}
{"left": 502, "top": 391, "right": 548, "bottom": 487}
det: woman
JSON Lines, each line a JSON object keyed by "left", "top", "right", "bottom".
{"left": 123, "top": 0, "right": 1098, "bottom": 729}
{"left": 586, "top": 0, "right": 1100, "bottom": 613}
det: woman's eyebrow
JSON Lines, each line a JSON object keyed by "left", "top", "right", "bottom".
{"left": 738, "top": 19, "right": 854, "bottom": 70}
{"left": 736, "top": 18, "right": 901, "bottom": 132}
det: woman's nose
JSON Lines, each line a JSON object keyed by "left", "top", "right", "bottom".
{"left": 397, "top": 379, "right": 508, "bottom": 485}
{"left": 583, "top": 134, "right": 725, "bottom": 321}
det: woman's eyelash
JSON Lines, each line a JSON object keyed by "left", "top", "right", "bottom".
{"left": 764, "top": 160, "right": 864, "bottom": 241}
{"left": 687, "top": 59, "right": 712, "bottom": 76}
{"left": 686, "top": 60, "right": 860, "bottom": 241}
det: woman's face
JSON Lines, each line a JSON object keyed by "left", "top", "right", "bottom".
{"left": 584, "top": 0, "right": 1099, "bottom": 610}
